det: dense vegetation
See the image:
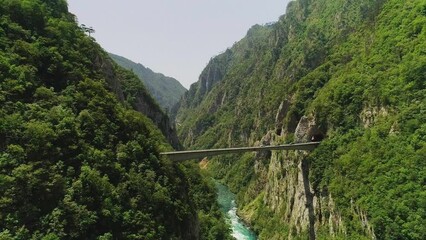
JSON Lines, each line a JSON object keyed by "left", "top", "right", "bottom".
{"left": 109, "top": 53, "right": 187, "bottom": 114}
{"left": 0, "top": 0, "right": 230, "bottom": 239}
{"left": 175, "top": 0, "right": 426, "bottom": 239}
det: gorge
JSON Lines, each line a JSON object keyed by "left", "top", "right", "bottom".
{"left": 216, "top": 181, "right": 257, "bottom": 240}
{"left": 174, "top": 0, "right": 426, "bottom": 239}
{"left": 0, "top": 0, "right": 425, "bottom": 239}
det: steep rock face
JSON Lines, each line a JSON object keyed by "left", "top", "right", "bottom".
{"left": 172, "top": 49, "right": 233, "bottom": 125}
{"left": 176, "top": 50, "right": 232, "bottom": 110}
{"left": 176, "top": 0, "right": 426, "bottom": 239}
{"left": 360, "top": 105, "right": 389, "bottom": 128}
{"left": 260, "top": 117, "right": 345, "bottom": 239}
{"left": 174, "top": 25, "right": 274, "bottom": 147}
{"left": 94, "top": 52, "right": 126, "bottom": 102}
{"left": 133, "top": 91, "right": 180, "bottom": 148}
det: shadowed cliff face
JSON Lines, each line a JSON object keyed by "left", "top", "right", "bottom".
{"left": 171, "top": 49, "right": 234, "bottom": 127}
{"left": 175, "top": 0, "right": 426, "bottom": 239}
{"left": 94, "top": 52, "right": 181, "bottom": 149}
{"left": 0, "top": 1, "right": 200, "bottom": 238}
{"left": 133, "top": 92, "right": 181, "bottom": 149}
{"left": 259, "top": 117, "right": 345, "bottom": 239}
{"left": 109, "top": 53, "right": 187, "bottom": 113}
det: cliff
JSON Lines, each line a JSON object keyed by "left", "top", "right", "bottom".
{"left": 0, "top": 0, "right": 216, "bottom": 238}
{"left": 94, "top": 52, "right": 181, "bottom": 149}
{"left": 175, "top": 0, "right": 426, "bottom": 239}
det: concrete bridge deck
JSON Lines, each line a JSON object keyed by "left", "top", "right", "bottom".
{"left": 160, "top": 142, "right": 320, "bottom": 161}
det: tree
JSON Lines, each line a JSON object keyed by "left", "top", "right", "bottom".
{"left": 80, "top": 24, "right": 95, "bottom": 36}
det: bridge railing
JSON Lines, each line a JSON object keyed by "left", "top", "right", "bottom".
{"left": 160, "top": 142, "right": 320, "bottom": 161}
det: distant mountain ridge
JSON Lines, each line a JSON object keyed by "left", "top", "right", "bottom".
{"left": 109, "top": 53, "right": 186, "bottom": 112}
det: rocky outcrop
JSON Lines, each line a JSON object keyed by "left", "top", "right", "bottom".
{"left": 256, "top": 116, "right": 345, "bottom": 239}
{"left": 94, "top": 52, "right": 125, "bottom": 102}
{"left": 133, "top": 94, "right": 181, "bottom": 148}
{"left": 177, "top": 49, "right": 233, "bottom": 111}
{"left": 320, "top": 193, "right": 347, "bottom": 238}
{"left": 275, "top": 100, "right": 291, "bottom": 135}
{"left": 294, "top": 116, "right": 323, "bottom": 143}
{"left": 351, "top": 200, "right": 376, "bottom": 240}
{"left": 360, "top": 105, "right": 388, "bottom": 128}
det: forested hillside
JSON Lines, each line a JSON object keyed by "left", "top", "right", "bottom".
{"left": 109, "top": 53, "right": 186, "bottom": 113}
{"left": 175, "top": 0, "right": 426, "bottom": 239}
{"left": 0, "top": 0, "right": 231, "bottom": 239}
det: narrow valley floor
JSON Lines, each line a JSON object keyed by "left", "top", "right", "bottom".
{"left": 215, "top": 181, "right": 257, "bottom": 240}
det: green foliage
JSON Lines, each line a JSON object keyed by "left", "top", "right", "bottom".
{"left": 241, "top": 193, "right": 291, "bottom": 239}
{"left": 0, "top": 0, "right": 230, "bottom": 239}
{"left": 109, "top": 53, "right": 187, "bottom": 113}
{"left": 317, "top": 103, "right": 426, "bottom": 240}
{"left": 198, "top": 210, "right": 233, "bottom": 240}
{"left": 176, "top": 0, "right": 426, "bottom": 239}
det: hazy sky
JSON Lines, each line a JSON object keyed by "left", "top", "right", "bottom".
{"left": 67, "top": 0, "right": 291, "bottom": 88}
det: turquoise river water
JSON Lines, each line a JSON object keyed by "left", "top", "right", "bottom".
{"left": 215, "top": 181, "right": 257, "bottom": 240}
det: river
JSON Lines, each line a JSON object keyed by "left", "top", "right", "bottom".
{"left": 215, "top": 181, "right": 257, "bottom": 240}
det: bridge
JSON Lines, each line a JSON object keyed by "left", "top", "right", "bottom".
{"left": 161, "top": 141, "right": 321, "bottom": 240}
{"left": 160, "top": 142, "right": 320, "bottom": 161}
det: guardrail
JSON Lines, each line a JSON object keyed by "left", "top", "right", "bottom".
{"left": 160, "top": 142, "right": 320, "bottom": 161}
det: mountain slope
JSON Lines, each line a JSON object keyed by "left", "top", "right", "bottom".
{"left": 109, "top": 53, "right": 187, "bottom": 112}
{"left": 0, "top": 0, "right": 230, "bottom": 239}
{"left": 175, "top": 0, "right": 426, "bottom": 239}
